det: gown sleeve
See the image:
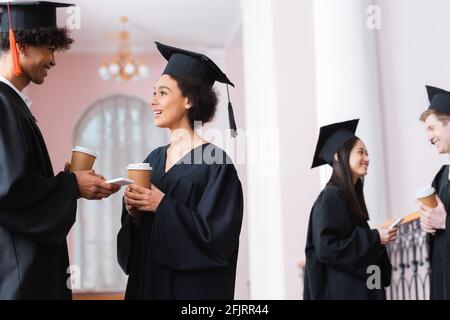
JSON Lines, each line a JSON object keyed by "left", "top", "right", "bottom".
{"left": 427, "top": 166, "right": 446, "bottom": 260}
{"left": 312, "top": 187, "right": 387, "bottom": 281}
{"left": 117, "top": 154, "right": 151, "bottom": 274}
{"left": 117, "top": 202, "right": 139, "bottom": 274}
{"left": 0, "top": 101, "right": 79, "bottom": 246}
{"left": 378, "top": 247, "right": 392, "bottom": 287}
{"left": 153, "top": 164, "right": 244, "bottom": 271}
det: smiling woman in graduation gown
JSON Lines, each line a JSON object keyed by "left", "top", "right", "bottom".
{"left": 118, "top": 144, "right": 243, "bottom": 299}
{"left": 117, "top": 42, "right": 244, "bottom": 300}
{"left": 303, "top": 119, "right": 395, "bottom": 300}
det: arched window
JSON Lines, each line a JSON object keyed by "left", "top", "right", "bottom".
{"left": 71, "top": 94, "right": 169, "bottom": 292}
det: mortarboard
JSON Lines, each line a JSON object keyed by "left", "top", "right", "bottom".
{"left": 155, "top": 41, "right": 238, "bottom": 137}
{"left": 311, "top": 119, "right": 360, "bottom": 168}
{"left": 426, "top": 85, "right": 450, "bottom": 115}
{"left": 0, "top": 1, "right": 73, "bottom": 31}
{"left": 0, "top": 1, "right": 73, "bottom": 76}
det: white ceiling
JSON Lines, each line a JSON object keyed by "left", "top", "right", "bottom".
{"left": 57, "top": 0, "right": 242, "bottom": 53}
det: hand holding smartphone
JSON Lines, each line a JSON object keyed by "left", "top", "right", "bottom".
{"left": 105, "top": 177, "right": 134, "bottom": 187}
{"left": 389, "top": 218, "right": 403, "bottom": 230}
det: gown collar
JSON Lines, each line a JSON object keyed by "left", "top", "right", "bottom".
{"left": 448, "top": 158, "right": 450, "bottom": 180}
{"left": 0, "top": 75, "right": 33, "bottom": 109}
{"left": 162, "top": 142, "right": 211, "bottom": 176}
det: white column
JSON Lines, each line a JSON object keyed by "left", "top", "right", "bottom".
{"left": 313, "top": 0, "right": 389, "bottom": 224}
{"left": 241, "top": 0, "right": 286, "bottom": 299}
{"left": 201, "top": 47, "right": 241, "bottom": 157}
{"left": 203, "top": 46, "right": 251, "bottom": 300}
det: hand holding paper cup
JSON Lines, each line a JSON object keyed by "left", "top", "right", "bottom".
{"left": 127, "top": 163, "right": 152, "bottom": 189}
{"left": 70, "top": 146, "right": 98, "bottom": 172}
{"left": 416, "top": 186, "right": 438, "bottom": 208}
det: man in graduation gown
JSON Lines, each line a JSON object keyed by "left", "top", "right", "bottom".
{"left": 0, "top": 2, "right": 119, "bottom": 300}
{"left": 418, "top": 86, "right": 450, "bottom": 299}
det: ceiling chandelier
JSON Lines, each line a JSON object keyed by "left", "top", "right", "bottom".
{"left": 98, "top": 17, "right": 149, "bottom": 81}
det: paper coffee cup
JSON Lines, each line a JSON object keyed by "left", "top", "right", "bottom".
{"left": 70, "top": 146, "right": 98, "bottom": 172}
{"left": 416, "top": 186, "right": 438, "bottom": 208}
{"left": 127, "top": 163, "right": 152, "bottom": 189}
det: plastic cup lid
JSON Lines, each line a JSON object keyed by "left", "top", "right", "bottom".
{"left": 127, "top": 163, "right": 152, "bottom": 171}
{"left": 72, "top": 146, "right": 98, "bottom": 158}
{"left": 415, "top": 186, "right": 435, "bottom": 199}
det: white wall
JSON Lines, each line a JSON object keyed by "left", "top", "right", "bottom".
{"left": 313, "top": 0, "right": 389, "bottom": 226}
{"left": 272, "top": 0, "right": 319, "bottom": 299}
{"left": 241, "top": 0, "right": 287, "bottom": 299}
{"left": 376, "top": 0, "right": 450, "bottom": 218}
{"left": 241, "top": 0, "right": 320, "bottom": 299}
{"left": 225, "top": 23, "right": 251, "bottom": 300}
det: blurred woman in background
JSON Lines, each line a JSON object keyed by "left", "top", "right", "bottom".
{"left": 304, "top": 119, "right": 396, "bottom": 300}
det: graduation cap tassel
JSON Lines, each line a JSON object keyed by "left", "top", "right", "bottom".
{"left": 9, "top": 30, "right": 21, "bottom": 76}
{"left": 7, "top": 2, "right": 22, "bottom": 77}
{"left": 227, "top": 85, "right": 237, "bottom": 138}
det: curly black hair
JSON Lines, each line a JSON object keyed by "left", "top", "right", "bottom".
{"left": 0, "top": 27, "right": 74, "bottom": 52}
{"left": 171, "top": 75, "right": 218, "bottom": 129}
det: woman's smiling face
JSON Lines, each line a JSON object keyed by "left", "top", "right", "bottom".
{"left": 349, "top": 139, "right": 369, "bottom": 180}
{"left": 150, "top": 74, "right": 190, "bottom": 129}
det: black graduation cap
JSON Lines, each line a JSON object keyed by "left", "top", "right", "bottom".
{"left": 426, "top": 85, "right": 450, "bottom": 115}
{"left": 155, "top": 41, "right": 238, "bottom": 137}
{"left": 0, "top": 1, "right": 73, "bottom": 76}
{"left": 311, "top": 119, "right": 360, "bottom": 168}
{"left": 0, "top": 1, "right": 73, "bottom": 31}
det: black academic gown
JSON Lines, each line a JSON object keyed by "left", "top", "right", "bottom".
{"left": 0, "top": 82, "right": 79, "bottom": 300}
{"left": 429, "top": 165, "right": 450, "bottom": 299}
{"left": 304, "top": 185, "right": 392, "bottom": 300}
{"left": 117, "top": 143, "right": 244, "bottom": 300}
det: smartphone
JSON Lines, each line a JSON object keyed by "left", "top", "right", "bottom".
{"left": 389, "top": 218, "right": 404, "bottom": 229}
{"left": 105, "top": 177, "right": 135, "bottom": 186}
